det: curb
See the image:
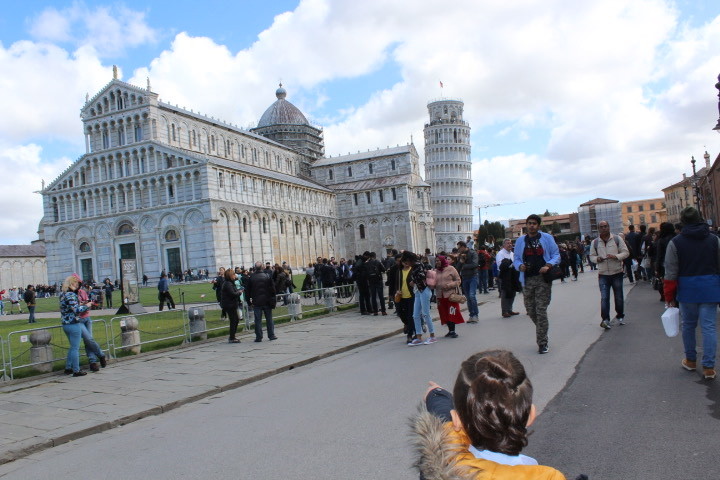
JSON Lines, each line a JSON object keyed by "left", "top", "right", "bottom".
{"left": 0, "top": 326, "right": 403, "bottom": 466}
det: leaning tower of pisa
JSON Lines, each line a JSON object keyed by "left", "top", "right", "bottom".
{"left": 423, "top": 98, "right": 473, "bottom": 252}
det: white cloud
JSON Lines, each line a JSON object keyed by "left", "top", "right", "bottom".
{"left": 28, "top": 3, "right": 157, "bottom": 56}
{"left": 0, "top": 143, "right": 71, "bottom": 244}
{"left": 4, "top": 0, "right": 720, "bottom": 245}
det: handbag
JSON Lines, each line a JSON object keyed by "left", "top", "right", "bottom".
{"left": 543, "top": 265, "right": 564, "bottom": 283}
{"left": 394, "top": 291, "right": 402, "bottom": 304}
{"left": 448, "top": 286, "right": 466, "bottom": 304}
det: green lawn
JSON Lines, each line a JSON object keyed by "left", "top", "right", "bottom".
{"left": 18, "top": 275, "right": 309, "bottom": 314}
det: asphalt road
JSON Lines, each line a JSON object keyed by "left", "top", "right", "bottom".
{"left": 525, "top": 281, "right": 720, "bottom": 479}
{"left": 3, "top": 273, "right": 704, "bottom": 479}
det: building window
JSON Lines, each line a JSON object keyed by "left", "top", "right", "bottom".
{"left": 134, "top": 124, "right": 142, "bottom": 142}
{"left": 638, "top": 205, "right": 644, "bottom": 212}
{"left": 369, "top": 163, "right": 373, "bottom": 174}
{"left": 79, "top": 242, "right": 91, "bottom": 252}
{"left": 102, "top": 131, "right": 109, "bottom": 149}
{"left": 117, "top": 223, "right": 134, "bottom": 235}
{"left": 295, "top": 222, "right": 300, "bottom": 234}
{"left": 391, "top": 159, "right": 396, "bottom": 170}
{"left": 218, "top": 172, "right": 224, "bottom": 188}
{"left": 353, "top": 193, "right": 358, "bottom": 206}
{"left": 379, "top": 190, "right": 384, "bottom": 202}
{"left": 262, "top": 218, "right": 267, "bottom": 233}
{"left": 348, "top": 166, "right": 352, "bottom": 177}
{"left": 639, "top": 214, "right": 646, "bottom": 224}
{"left": 308, "top": 223, "right": 313, "bottom": 235}
{"left": 626, "top": 206, "right": 632, "bottom": 213}
{"left": 651, "top": 214, "right": 657, "bottom": 223}
{"left": 211, "top": 135, "right": 215, "bottom": 151}
{"left": 280, "top": 219, "right": 284, "bottom": 234}
{"left": 650, "top": 203, "right": 655, "bottom": 210}
{"left": 359, "top": 224, "right": 365, "bottom": 239}
{"left": 165, "top": 230, "right": 178, "bottom": 242}
{"left": 366, "top": 192, "right": 371, "bottom": 204}
{"left": 329, "top": 169, "right": 333, "bottom": 180}
{"left": 392, "top": 188, "right": 397, "bottom": 200}
{"left": 243, "top": 218, "right": 247, "bottom": 233}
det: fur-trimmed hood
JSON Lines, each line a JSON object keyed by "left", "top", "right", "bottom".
{"left": 410, "top": 404, "right": 567, "bottom": 480}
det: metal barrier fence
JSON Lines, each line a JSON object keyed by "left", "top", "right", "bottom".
{"left": 0, "top": 284, "right": 360, "bottom": 380}
{"left": 0, "top": 335, "right": 6, "bottom": 382}
{"left": 2, "top": 320, "right": 111, "bottom": 380}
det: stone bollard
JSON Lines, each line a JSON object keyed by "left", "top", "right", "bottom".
{"left": 187, "top": 307, "right": 207, "bottom": 341}
{"left": 323, "top": 288, "right": 337, "bottom": 312}
{"left": 120, "top": 316, "right": 141, "bottom": 354}
{"left": 287, "top": 293, "right": 302, "bottom": 321}
{"left": 29, "top": 329, "right": 53, "bottom": 373}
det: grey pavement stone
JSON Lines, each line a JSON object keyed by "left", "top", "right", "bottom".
{"left": 0, "top": 304, "right": 429, "bottom": 465}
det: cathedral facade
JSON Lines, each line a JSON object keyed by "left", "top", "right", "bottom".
{"left": 39, "top": 76, "right": 437, "bottom": 285}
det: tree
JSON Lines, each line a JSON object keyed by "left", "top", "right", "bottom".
{"left": 475, "top": 220, "right": 506, "bottom": 248}
{"left": 551, "top": 221, "right": 561, "bottom": 234}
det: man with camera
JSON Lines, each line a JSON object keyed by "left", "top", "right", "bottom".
{"left": 513, "top": 214, "right": 560, "bottom": 354}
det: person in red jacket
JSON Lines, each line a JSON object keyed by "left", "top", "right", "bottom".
{"left": 477, "top": 245, "right": 492, "bottom": 294}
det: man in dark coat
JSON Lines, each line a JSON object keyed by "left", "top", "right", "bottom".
{"left": 245, "top": 261, "right": 277, "bottom": 342}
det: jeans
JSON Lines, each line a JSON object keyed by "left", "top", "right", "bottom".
{"left": 478, "top": 270, "right": 489, "bottom": 293}
{"left": 680, "top": 302, "right": 718, "bottom": 368}
{"left": 28, "top": 306, "right": 36, "bottom": 323}
{"left": 369, "top": 280, "right": 386, "bottom": 313}
{"left": 253, "top": 305, "right": 275, "bottom": 340}
{"left": 78, "top": 318, "right": 104, "bottom": 363}
{"left": 598, "top": 273, "right": 624, "bottom": 321}
{"left": 461, "top": 274, "right": 479, "bottom": 317}
{"left": 62, "top": 322, "right": 83, "bottom": 372}
{"left": 412, "top": 287, "right": 434, "bottom": 335}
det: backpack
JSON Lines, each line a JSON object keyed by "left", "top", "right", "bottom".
{"left": 367, "top": 260, "right": 381, "bottom": 279}
{"left": 592, "top": 235, "right": 622, "bottom": 254}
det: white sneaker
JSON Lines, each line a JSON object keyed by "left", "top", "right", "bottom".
{"left": 423, "top": 337, "right": 438, "bottom": 345}
{"left": 467, "top": 316, "right": 479, "bottom": 323}
{"left": 616, "top": 317, "right": 626, "bottom": 325}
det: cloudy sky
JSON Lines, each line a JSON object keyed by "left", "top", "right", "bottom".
{"left": 1, "top": 0, "right": 720, "bottom": 244}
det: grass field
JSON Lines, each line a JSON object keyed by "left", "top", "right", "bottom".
{"left": 3, "top": 275, "right": 309, "bottom": 315}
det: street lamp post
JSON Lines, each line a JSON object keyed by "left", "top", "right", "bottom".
{"left": 715, "top": 73, "right": 720, "bottom": 133}
{"left": 691, "top": 156, "right": 702, "bottom": 217}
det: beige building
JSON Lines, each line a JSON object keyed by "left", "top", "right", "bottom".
{"left": 507, "top": 213, "right": 579, "bottom": 238}
{"left": 620, "top": 198, "right": 666, "bottom": 232}
{"left": 0, "top": 244, "right": 48, "bottom": 289}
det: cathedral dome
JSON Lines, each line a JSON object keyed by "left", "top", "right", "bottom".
{"left": 257, "top": 84, "right": 309, "bottom": 127}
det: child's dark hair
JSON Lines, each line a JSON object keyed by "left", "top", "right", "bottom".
{"left": 452, "top": 350, "right": 533, "bottom": 455}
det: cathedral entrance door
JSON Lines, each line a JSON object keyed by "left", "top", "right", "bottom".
{"left": 80, "top": 258, "right": 94, "bottom": 283}
{"left": 167, "top": 247, "right": 182, "bottom": 277}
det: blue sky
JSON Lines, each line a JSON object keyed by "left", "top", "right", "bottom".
{"left": 1, "top": 0, "right": 720, "bottom": 244}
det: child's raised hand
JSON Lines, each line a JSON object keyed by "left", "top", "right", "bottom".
{"left": 425, "top": 381, "right": 443, "bottom": 399}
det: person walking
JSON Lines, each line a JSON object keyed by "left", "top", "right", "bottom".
{"left": 23, "top": 285, "right": 37, "bottom": 323}
{"left": 157, "top": 272, "right": 175, "bottom": 310}
{"left": 212, "top": 267, "right": 226, "bottom": 319}
{"left": 589, "top": 221, "right": 630, "bottom": 330}
{"left": 8, "top": 287, "right": 22, "bottom": 314}
{"left": 655, "top": 222, "right": 676, "bottom": 302}
{"left": 245, "top": 262, "right": 277, "bottom": 342}
{"left": 396, "top": 251, "right": 417, "bottom": 343}
{"left": 354, "top": 253, "right": 372, "bottom": 315}
{"left": 433, "top": 255, "right": 464, "bottom": 338}
{"left": 477, "top": 245, "right": 491, "bottom": 294}
{"left": 496, "top": 238, "right": 520, "bottom": 318}
{"left": 365, "top": 252, "right": 387, "bottom": 316}
{"left": 221, "top": 268, "right": 243, "bottom": 343}
{"left": 513, "top": 214, "right": 560, "bottom": 354}
{"left": 664, "top": 207, "right": 719, "bottom": 380}
{"left": 456, "top": 241, "right": 480, "bottom": 323}
{"left": 102, "top": 279, "right": 114, "bottom": 308}
{"left": 408, "top": 253, "right": 436, "bottom": 346}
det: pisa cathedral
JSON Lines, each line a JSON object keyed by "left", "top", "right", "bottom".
{"left": 38, "top": 73, "right": 472, "bottom": 285}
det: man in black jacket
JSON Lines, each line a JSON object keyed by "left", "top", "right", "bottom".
{"left": 245, "top": 262, "right": 277, "bottom": 342}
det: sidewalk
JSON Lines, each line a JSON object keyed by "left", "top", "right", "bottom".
{"left": 0, "top": 296, "right": 471, "bottom": 465}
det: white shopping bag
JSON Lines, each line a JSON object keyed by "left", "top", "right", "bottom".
{"left": 661, "top": 307, "right": 680, "bottom": 337}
